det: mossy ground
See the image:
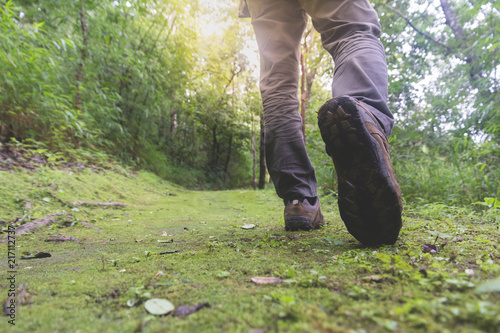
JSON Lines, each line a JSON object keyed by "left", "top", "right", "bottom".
{"left": 0, "top": 167, "right": 499, "bottom": 332}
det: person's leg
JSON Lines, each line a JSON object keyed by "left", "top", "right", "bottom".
{"left": 246, "top": 0, "right": 317, "bottom": 202}
{"left": 299, "top": 0, "right": 393, "bottom": 136}
{"left": 318, "top": 96, "right": 402, "bottom": 245}
{"left": 299, "top": 0, "right": 402, "bottom": 245}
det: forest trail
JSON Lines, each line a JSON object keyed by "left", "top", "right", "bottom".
{"left": 1, "top": 168, "right": 499, "bottom": 332}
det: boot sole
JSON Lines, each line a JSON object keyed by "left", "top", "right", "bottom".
{"left": 318, "top": 97, "right": 402, "bottom": 245}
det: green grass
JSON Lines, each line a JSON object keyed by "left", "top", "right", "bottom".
{"left": 1, "top": 167, "right": 499, "bottom": 332}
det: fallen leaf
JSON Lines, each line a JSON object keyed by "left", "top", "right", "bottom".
{"left": 217, "top": 271, "right": 230, "bottom": 278}
{"left": 153, "top": 271, "right": 164, "bottom": 278}
{"left": 157, "top": 239, "right": 173, "bottom": 243}
{"left": 446, "top": 279, "right": 475, "bottom": 290}
{"left": 324, "top": 237, "right": 344, "bottom": 245}
{"left": 288, "top": 233, "right": 301, "bottom": 239}
{"left": 422, "top": 243, "right": 438, "bottom": 253}
{"left": 144, "top": 298, "right": 175, "bottom": 315}
{"left": 241, "top": 224, "right": 256, "bottom": 230}
{"left": 362, "top": 275, "right": 386, "bottom": 283}
{"left": 476, "top": 277, "right": 500, "bottom": 293}
{"left": 173, "top": 302, "right": 210, "bottom": 317}
{"left": 160, "top": 231, "right": 169, "bottom": 237}
{"left": 251, "top": 277, "right": 282, "bottom": 284}
{"left": 135, "top": 239, "right": 143, "bottom": 243}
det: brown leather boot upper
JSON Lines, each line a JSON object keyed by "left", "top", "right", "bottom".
{"left": 284, "top": 198, "right": 325, "bottom": 231}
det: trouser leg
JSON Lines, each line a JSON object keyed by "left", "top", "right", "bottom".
{"left": 246, "top": 0, "right": 317, "bottom": 201}
{"left": 299, "top": 0, "right": 394, "bottom": 136}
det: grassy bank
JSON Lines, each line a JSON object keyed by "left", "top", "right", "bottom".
{"left": 0, "top": 167, "right": 499, "bottom": 332}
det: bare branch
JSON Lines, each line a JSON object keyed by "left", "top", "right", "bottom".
{"left": 440, "top": 0, "right": 467, "bottom": 44}
{"left": 387, "top": 6, "right": 451, "bottom": 52}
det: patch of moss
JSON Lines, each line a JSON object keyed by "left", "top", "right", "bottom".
{"left": 0, "top": 169, "right": 499, "bottom": 332}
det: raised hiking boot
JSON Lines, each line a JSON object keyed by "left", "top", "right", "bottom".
{"left": 317, "top": 96, "right": 402, "bottom": 246}
{"left": 284, "top": 197, "right": 325, "bottom": 231}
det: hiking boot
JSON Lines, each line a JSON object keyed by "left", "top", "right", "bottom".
{"left": 317, "top": 96, "right": 402, "bottom": 246}
{"left": 284, "top": 197, "right": 325, "bottom": 231}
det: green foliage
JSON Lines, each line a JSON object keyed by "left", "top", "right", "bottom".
{"left": 304, "top": 1, "right": 500, "bottom": 209}
{"left": 374, "top": 0, "right": 500, "bottom": 140}
{"left": 390, "top": 130, "right": 500, "bottom": 206}
{"left": 1, "top": 0, "right": 499, "bottom": 207}
{"left": 0, "top": 0, "right": 85, "bottom": 148}
{"left": 0, "top": 0, "right": 260, "bottom": 188}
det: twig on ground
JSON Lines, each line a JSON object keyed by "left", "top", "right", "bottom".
{"left": 80, "top": 221, "right": 104, "bottom": 232}
{"left": 49, "top": 192, "right": 130, "bottom": 208}
{"left": 0, "top": 212, "right": 73, "bottom": 243}
{"left": 45, "top": 235, "right": 78, "bottom": 242}
{"left": 73, "top": 201, "right": 131, "bottom": 207}
{"left": 48, "top": 192, "right": 69, "bottom": 205}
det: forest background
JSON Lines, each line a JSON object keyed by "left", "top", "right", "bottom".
{"left": 1, "top": 0, "right": 499, "bottom": 211}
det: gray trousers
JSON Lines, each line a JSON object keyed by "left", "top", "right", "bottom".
{"left": 246, "top": 0, "right": 394, "bottom": 201}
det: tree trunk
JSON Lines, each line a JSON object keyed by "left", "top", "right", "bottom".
{"left": 75, "top": 0, "right": 88, "bottom": 112}
{"left": 440, "top": 0, "right": 467, "bottom": 45}
{"left": 299, "top": 25, "right": 323, "bottom": 142}
{"left": 258, "top": 116, "right": 266, "bottom": 189}
{"left": 440, "top": 0, "right": 479, "bottom": 79}
{"left": 170, "top": 111, "right": 177, "bottom": 138}
{"left": 224, "top": 134, "right": 233, "bottom": 185}
{"left": 212, "top": 124, "right": 219, "bottom": 166}
{"left": 251, "top": 116, "right": 257, "bottom": 190}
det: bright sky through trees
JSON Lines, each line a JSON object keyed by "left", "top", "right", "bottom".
{"left": 199, "top": 0, "right": 260, "bottom": 77}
